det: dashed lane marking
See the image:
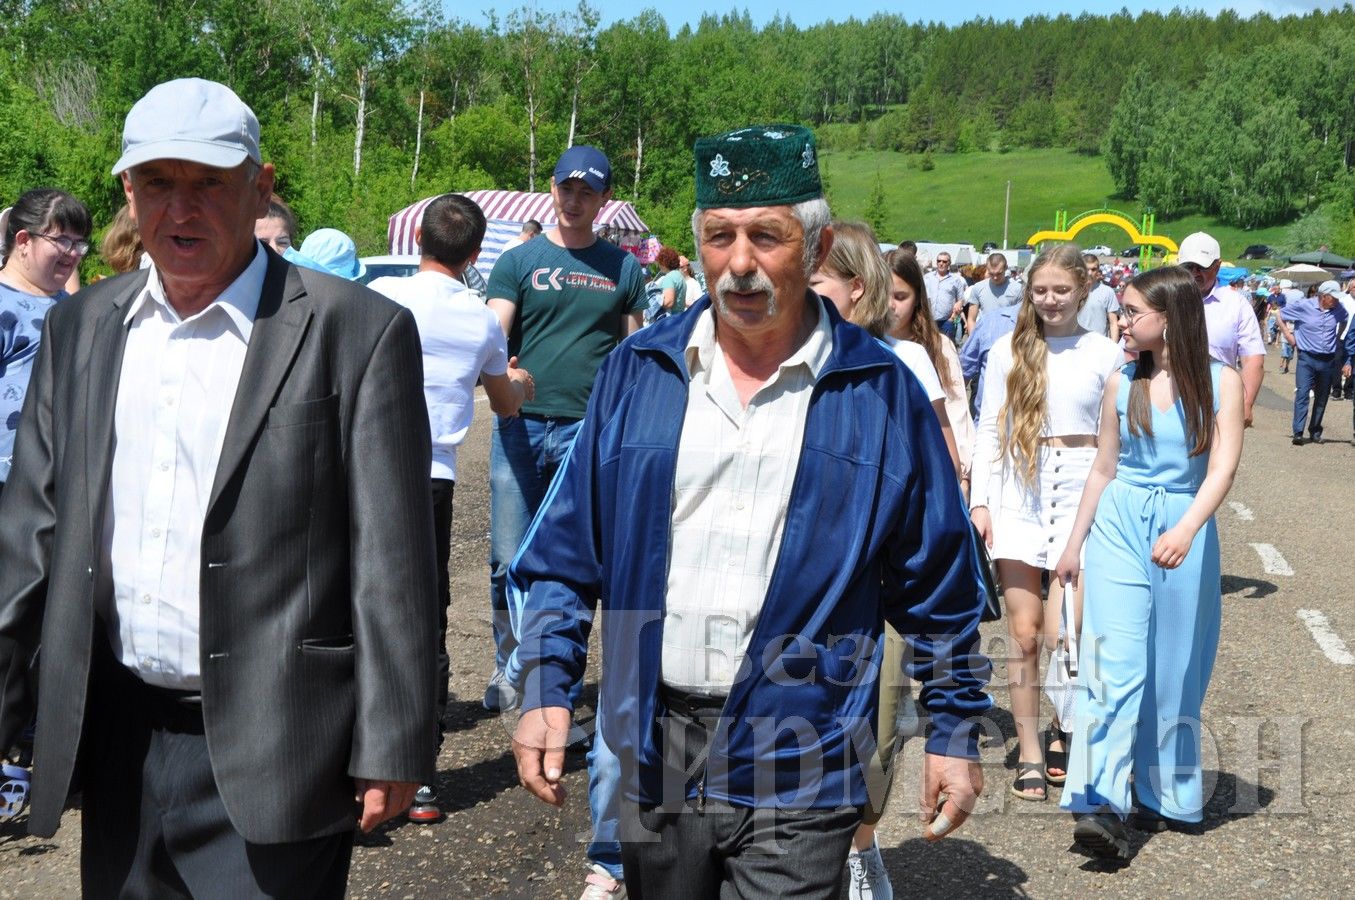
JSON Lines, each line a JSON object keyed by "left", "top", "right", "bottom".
{"left": 1297, "top": 609, "right": 1355, "bottom": 665}
{"left": 1229, "top": 501, "right": 1255, "bottom": 521}
{"left": 1249, "top": 543, "right": 1294, "bottom": 576}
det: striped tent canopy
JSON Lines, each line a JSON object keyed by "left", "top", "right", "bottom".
{"left": 387, "top": 189, "right": 651, "bottom": 281}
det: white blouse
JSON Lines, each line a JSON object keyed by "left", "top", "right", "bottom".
{"left": 969, "top": 330, "right": 1123, "bottom": 509}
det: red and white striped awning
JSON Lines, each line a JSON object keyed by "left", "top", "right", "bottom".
{"left": 387, "top": 190, "right": 650, "bottom": 256}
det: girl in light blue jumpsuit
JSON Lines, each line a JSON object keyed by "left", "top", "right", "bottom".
{"left": 1054, "top": 266, "right": 1245, "bottom": 860}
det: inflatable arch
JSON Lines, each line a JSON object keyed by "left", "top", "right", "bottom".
{"left": 1028, "top": 209, "right": 1178, "bottom": 261}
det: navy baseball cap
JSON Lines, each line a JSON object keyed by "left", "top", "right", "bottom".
{"left": 553, "top": 146, "right": 611, "bottom": 192}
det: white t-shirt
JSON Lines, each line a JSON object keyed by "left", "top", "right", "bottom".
{"left": 368, "top": 270, "right": 508, "bottom": 481}
{"left": 969, "top": 330, "right": 1122, "bottom": 508}
{"left": 885, "top": 336, "right": 946, "bottom": 402}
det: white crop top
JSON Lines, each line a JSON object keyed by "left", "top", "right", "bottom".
{"left": 969, "top": 330, "right": 1123, "bottom": 509}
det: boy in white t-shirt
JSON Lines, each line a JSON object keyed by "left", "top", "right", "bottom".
{"left": 368, "top": 194, "right": 534, "bottom": 823}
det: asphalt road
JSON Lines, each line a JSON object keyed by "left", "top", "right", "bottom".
{"left": 2, "top": 353, "right": 1352, "bottom": 898}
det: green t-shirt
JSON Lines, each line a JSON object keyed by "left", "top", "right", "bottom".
{"left": 487, "top": 237, "right": 647, "bottom": 418}
{"left": 658, "top": 268, "right": 687, "bottom": 314}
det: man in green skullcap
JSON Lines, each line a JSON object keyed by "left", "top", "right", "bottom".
{"left": 510, "top": 125, "right": 989, "bottom": 898}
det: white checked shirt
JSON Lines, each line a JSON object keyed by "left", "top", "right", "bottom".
{"left": 661, "top": 305, "right": 833, "bottom": 696}
{"left": 100, "top": 244, "right": 267, "bottom": 689}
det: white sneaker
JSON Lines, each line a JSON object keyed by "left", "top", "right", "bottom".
{"left": 579, "top": 864, "right": 626, "bottom": 900}
{"left": 846, "top": 838, "right": 893, "bottom": 900}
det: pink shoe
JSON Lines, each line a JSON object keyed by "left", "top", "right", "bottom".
{"left": 579, "top": 864, "right": 626, "bottom": 900}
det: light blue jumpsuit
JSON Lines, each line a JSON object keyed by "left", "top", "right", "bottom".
{"left": 1061, "top": 362, "right": 1223, "bottom": 823}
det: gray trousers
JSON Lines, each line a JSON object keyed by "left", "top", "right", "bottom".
{"left": 619, "top": 689, "right": 861, "bottom": 899}
{"left": 79, "top": 632, "right": 353, "bottom": 899}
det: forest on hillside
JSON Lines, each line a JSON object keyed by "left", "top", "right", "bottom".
{"left": 2, "top": 1, "right": 1353, "bottom": 257}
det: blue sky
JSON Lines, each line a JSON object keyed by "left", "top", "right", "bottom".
{"left": 461, "top": 0, "right": 1344, "bottom": 30}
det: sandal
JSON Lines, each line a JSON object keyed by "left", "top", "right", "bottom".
{"left": 1009, "top": 762, "right": 1047, "bottom": 801}
{"left": 1045, "top": 724, "right": 1070, "bottom": 784}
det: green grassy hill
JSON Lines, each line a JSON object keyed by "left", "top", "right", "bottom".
{"left": 822, "top": 149, "right": 1290, "bottom": 262}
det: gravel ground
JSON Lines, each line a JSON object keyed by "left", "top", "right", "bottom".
{"left": 2, "top": 359, "right": 1352, "bottom": 898}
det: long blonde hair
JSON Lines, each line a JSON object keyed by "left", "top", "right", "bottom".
{"left": 886, "top": 249, "right": 958, "bottom": 394}
{"left": 998, "top": 243, "right": 1089, "bottom": 486}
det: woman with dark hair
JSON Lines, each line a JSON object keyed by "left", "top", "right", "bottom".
{"left": 887, "top": 249, "right": 975, "bottom": 497}
{"left": 254, "top": 194, "right": 297, "bottom": 253}
{"left": 1055, "top": 265, "right": 1244, "bottom": 859}
{"left": 0, "top": 188, "right": 92, "bottom": 494}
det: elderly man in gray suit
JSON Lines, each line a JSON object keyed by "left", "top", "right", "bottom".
{"left": 0, "top": 78, "right": 437, "bottom": 897}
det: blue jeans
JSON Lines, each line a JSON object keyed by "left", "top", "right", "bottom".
{"left": 586, "top": 705, "right": 623, "bottom": 879}
{"left": 489, "top": 414, "right": 583, "bottom": 671}
{"left": 1293, "top": 350, "right": 1336, "bottom": 438}
{"left": 491, "top": 413, "right": 622, "bottom": 877}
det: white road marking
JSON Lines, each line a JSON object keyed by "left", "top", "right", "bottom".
{"left": 1297, "top": 609, "right": 1355, "bottom": 665}
{"left": 1249, "top": 543, "right": 1294, "bottom": 576}
{"left": 1228, "top": 501, "right": 1254, "bottom": 521}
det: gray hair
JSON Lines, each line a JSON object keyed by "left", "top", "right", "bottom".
{"left": 691, "top": 197, "right": 832, "bottom": 278}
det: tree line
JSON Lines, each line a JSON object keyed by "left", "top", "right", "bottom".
{"left": 2, "top": 2, "right": 1352, "bottom": 263}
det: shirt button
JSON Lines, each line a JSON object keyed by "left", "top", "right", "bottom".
{"left": 159, "top": 462, "right": 170, "bottom": 472}
{"left": 163, "top": 396, "right": 175, "bottom": 406}
{"left": 140, "top": 593, "right": 152, "bottom": 604}
{"left": 735, "top": 499, "right": 745, "bottom": 510}
{"left": 150, "top": 528, "right": 161, "bottom": 538}
{"left": 140, "top": 656, "right": 154, "bottom": 668}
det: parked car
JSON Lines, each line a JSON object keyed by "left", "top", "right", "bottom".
{"left": 1240, "top": 244, "right": 1274, "bottom": 260}
{"left": 1084, "top": 244, "right": 1114, "bottom": 257}
{"left": 357, "top": 254, "right": 488, "bottom": 298}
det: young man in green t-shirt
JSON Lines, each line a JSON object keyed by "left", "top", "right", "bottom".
{"left": 484, "top": 144, "right": 645, "bottom": 898}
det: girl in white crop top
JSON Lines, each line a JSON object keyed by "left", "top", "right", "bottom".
{"left": 969, "top": 244, "right": 1122, "bottom": 802}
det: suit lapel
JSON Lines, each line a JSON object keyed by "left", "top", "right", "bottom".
{"left": 85, "top": 275, "right": 145, "bottom": 544}
{"left": 207, "top": 256, "right": 312, "bottom": 512}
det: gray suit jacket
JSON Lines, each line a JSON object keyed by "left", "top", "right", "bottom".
{"left": 0, "top": 251, "right": 438, "bottom": 843}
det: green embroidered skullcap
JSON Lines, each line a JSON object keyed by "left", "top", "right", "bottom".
{"left": 694, "top": 124, "right": 821, "bottom": 209}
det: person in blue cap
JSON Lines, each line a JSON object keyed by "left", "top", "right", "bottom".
{"left": 486, "top": 143, "right": 647, "bottom": 899}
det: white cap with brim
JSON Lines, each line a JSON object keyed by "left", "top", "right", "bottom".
{"left": 1318, "top": 280, "right": 1342, "bottom": 297}
{"left": 1177, "top": 232, "right": 1221, "bottom": 268}
{"left": 112, "top": 78, "right": 260, "bottom": 176}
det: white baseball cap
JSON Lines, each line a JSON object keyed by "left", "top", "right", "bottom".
{"left": 112, "top": 78, "right": 260, "bottom": 176}
{"left": 1177, "top": 232, "right": 1221, "bottom": 268}
{"left": 1279, "top": 279, "right": 1294, "bottom": 289}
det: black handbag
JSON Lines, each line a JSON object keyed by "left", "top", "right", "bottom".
{"left": 971, "top": 522, "right": 1003, "bottom": 622}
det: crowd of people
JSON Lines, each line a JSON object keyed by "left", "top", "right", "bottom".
{"left": 0, "top": 75, "right": 1313, "bottom": 900}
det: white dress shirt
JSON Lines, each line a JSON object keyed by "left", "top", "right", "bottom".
{"left": 101, "top": 244, "right": 267, "bottom": 689}
{"left": 661, "top": 305, "right": 833, "bottom": 696}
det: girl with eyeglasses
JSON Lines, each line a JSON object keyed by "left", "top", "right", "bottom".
{"left": 1053, "top": 265, "right": 1243, "bottom": 859}
{"left": 969, "top": 243, "right": 1123, "bottom": 804}
{"left": 0, "top": 188, "right": 92, "bottom": 496}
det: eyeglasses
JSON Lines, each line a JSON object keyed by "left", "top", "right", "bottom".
{"left": 1117, "top": 307, "right": 1156, "bottom": 327}
{"left": 31, "top": 232, "right": 91, "bottom": 256}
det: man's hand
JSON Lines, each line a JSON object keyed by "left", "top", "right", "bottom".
{"left": 513, "top": 705, "right": 572, "bottom": 807}
{"left": 508, "top": 356, "right": 536, "bottom": 402}
{"left": 919, "top": 753, "right": 983, "bottom": 842}
{"left": 355, "top": 779, "right": 418, "bottom": 832}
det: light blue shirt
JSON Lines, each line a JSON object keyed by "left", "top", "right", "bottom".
{"left": 1281, "top": 297, "right": 1347, "bottom": 355}
{"left": 0, "top": 283, "right": 64, "bottom": 481}
{"left": 959, "top": 302, "right": 1019, "bottom": 421}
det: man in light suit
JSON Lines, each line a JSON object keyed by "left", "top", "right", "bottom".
{"left": 0, "top": 78, "right": 438, "bottom": 897}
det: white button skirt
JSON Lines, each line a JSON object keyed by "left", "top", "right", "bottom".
{"left": 988, "top": 445, "right": 1097, "bottom": 570}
